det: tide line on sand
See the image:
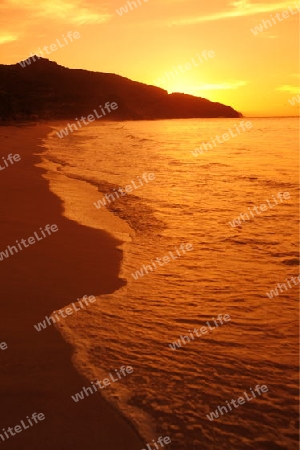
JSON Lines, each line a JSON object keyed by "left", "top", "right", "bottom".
{"left": 0, "top": 124, "right": 145, "bottom": 450}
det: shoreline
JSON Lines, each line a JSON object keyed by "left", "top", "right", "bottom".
{"left": 0, "top": 124, "right": 145, "bottom": 449}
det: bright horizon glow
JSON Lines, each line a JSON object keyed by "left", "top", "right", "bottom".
{"left": 0, "top": 0, "right": 299, "bottom": 116}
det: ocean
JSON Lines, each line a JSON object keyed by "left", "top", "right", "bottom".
{"left": 40, "top": 118, "right": 299, "bottom": 449}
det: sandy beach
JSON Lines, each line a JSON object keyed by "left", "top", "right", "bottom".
{"left": 0, "top": 124, "right": 144, "bottom": 449}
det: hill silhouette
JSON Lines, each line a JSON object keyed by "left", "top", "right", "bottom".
{"left": 0, "top": 57, "right": 242, "bottom": 121}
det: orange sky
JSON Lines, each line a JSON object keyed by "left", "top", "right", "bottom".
{"left": 0, "top": 0, "right": 299, "bottom": 116}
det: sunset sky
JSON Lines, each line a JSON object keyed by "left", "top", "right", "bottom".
{"left": 0, "top": 0, "right": 299, "bottom": 117}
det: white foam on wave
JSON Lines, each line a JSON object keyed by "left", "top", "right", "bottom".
{"left": 38, "top": 129, "right": 157, "bottom": 443}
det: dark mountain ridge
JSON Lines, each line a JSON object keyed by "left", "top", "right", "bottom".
{"left": 0, "top": 57, "right": 242, "bottom": 121}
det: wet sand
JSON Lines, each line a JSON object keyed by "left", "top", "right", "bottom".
{"left": 0, "top": 124, "right": 144, "bottom": 449}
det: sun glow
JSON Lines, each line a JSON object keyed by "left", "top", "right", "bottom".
{"left": 0, "top": 0, "right": 299, "bottom": 116}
